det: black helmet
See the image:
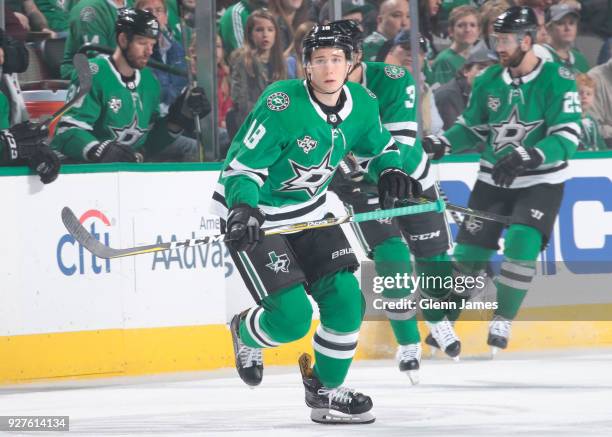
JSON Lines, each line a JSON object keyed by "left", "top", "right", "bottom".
{"left": 302, "top": 23, "right": 354, "bottom": 64}
{"left": 493, "top": 6, "right": 537, "bottom": 40}
{"left": 331, "top": 19, "right": 364, "bottom": 52}
{"left": 116, "top": 8, "right": 160, "bottom": 40}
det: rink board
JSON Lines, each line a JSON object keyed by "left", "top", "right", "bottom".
{"left": 1, "top": 155, "right": 611, "bottom": 383}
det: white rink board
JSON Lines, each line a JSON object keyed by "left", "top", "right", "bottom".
{"left": 1, "top": 157, "right": 611, "bottom": 337}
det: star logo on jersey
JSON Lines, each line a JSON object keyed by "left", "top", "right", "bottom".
{"left": 558, "top": 66, "right": 575, "bottom": 80}
{"left": 384, "top": 65, "right": 405, "bottom": 79}
{"left": 267, "top": 92, "right": 290, "bottom": 111}
{"left": 490, "top": 107, "right": 543, "bottom": 153}
{"left": 297, "top": 135, "right": 318, "bottom": 154}
{"left": 109, "top": 97, "right": 122, "bottom": 113}
{"left": 110, "top": 115, "right": 146, "bottom": 147}
{"left": 281, "top": 150, "right": 335, "bottom": 196}
{"left": 265, "top": 251, "right": 290, "bottom": 274}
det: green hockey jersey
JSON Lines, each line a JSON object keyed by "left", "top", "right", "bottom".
{"left": 219, "top": 0, "right": 251, "bottom": 56}
{"left": 579, "top": 114, "right": 607, "bottom": 151}
{"left": 360, "top": 62, "right": 431, "bottom": 188}
{"left": 443, "top": 61, "right": 581, "bottom": 188}
{"left": 540, "top": 44, "right": 590, "bottom": 73}
{"left": 61, "top": 0, "right": 134, "bottom": 79}
{"left": 35, "top": 0, "right": 74, "bottom": 32}
{"left": 211, "top": 80, "right": 404, "bottom": 227}
{"left": 51, "top": 55, "right": 176, "bottom": 161}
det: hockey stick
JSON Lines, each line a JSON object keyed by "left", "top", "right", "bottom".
{"left": 61, "top": 200, "right": 445, "bottom": 259}
{"left": 406, "top": 197, "right": 511, "bottom": 225}
{"left": 40, "top": 54, "right": 93, "bottom": 130}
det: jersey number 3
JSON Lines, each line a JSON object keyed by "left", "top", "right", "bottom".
{"left": 404, "top": 85, "right": 416, "bottom": 109}
{"left": 244, "top": 119, "right": 267, "bottom": 149}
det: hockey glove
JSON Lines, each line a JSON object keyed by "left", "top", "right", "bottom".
{"left": 86, "top": 140, "right": 140, "bottom": 163}
{"left": 167, "top": 86, "right": 211, "bottom": 131}
{"left": 377, "top": 168, "right": 422, "bottom": 209}
{"left": 225, "top": 204, "right": 266, "bottom": 252}
{"left": 422, "top": 135, "right": 450, "bottom": 161}
{"left": 491, "top": 146, "right": 543, "bottom": 188}
{"left": 1, "top": 122, "right": 61, "bottom": 184}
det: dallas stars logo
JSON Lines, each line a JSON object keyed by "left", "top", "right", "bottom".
{"left": 111, "top": 115, "right": 146, "bottom": 147}
{"left": 281, "top": 150, "right": 335, "bottom": 196}
{"left": 265, "top": 251, "right": 290, "bottom": 274}
{"left": 296, "top": 135, "right": 318, "bottom": 154}
{"left": 490, "top": 107, "right": 543, "bottom": 153}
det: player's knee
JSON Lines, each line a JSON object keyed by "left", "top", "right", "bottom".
{"left": 453, "top": 243, "right": 494, "bottom": 273}
{"left": 316, "top": 271, "right": 364, "bottom": 332}
{"left": 268, "top": 284, "right": 313, "bottom": 342}
{"left": 373, "top": 237, "right": 412, "bottom": 277}
{"left": 504, "top": 224, "right": 542, "bottom": 261}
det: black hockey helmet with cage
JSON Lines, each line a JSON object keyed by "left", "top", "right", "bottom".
{"left": 302, "top": 23, "right": 354, "bottom": 64}
{"left": 493, "top": 6, "right": 537, "bottom": 41}
{"left": 331, "top": 19, "right": 364, "bottom": 52}
{"left": 116, "top": 8, "right": 160, "bottom": 41}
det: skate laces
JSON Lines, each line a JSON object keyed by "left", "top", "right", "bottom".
{"left": 238, "top": 345, "right": 262, "bottom": 368}
{"left": 430, "top": 319, "right": 458, "bottom": 350}
{"left": 397, "top": 343, "right": 422, "bottom": 363}
{"left": 318, "top": 386, "right": 354, "bottom": 406}
{"left": 490, "top": 316, "right": 512, "bottom": 338}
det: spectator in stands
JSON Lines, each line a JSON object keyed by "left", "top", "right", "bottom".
{"left": 430, "top": 5, "right": 481, "bottom": 87}
{"left": 381, "top": 30, "right": 444, "bottom": 135}
{"left": 318, "top": 0, "right": 370, "bottom": 24}
{"left": 362, "top": 0, "right": 409, "bottom": 62}
{"left": 0, "top": 26, "right": 30, "bottom": 126}
{"left": 229, "top": 8, "right": 287, "bottom": 134}
{"left": 137, "top": 0, "right": 188, "bottom": 115}
{"left": 215, "top": 34, "right": 233, "bottom": 155}
{"left": 480, "top": 0, "right": 511, "bottom": 45}
{"left": 34, "top": 0, "right": 72, "bottom": 36}
{"left": 587, "top": 58, "right": 612, "bottom": 146}
{"left": 6, "top": 0, "right": 57, "bottom": 37}
{"left": 286, "top": 20, "right": 315, "bottom": 78}
{"left": 219, "top": 0, "right": 269, "bottom": 58}
{"left": 434, "top": 40, "right": 498, "bottom": 130}
{"left": 420, "top": 0, "right": 442, "bottom": 56}
{"left": 61, "top": 0, "right": 129, "bottom": 79}
{"left": 540, "top": 2, "right": 589, "bottom": 72}
{"left": 575, "top": 73, "right": 607, "bottom": 151}
{"left": 269, "top": 0, "right": 311, "bottom": 54}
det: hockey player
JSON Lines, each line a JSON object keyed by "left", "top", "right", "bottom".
{"left": 330, "top": 20, "right": 461, "bottom": 374}
{"left": 211, "top": 23, "right": 420, "bottom": 424}
{"left": 423, "top": 6, "right": 581, "bottom": 354}
{"left": 51, "top": 8, "right": 207, "bottom": 163}
{"left": 1, "top": 121, "right": 60, "bottom": 184}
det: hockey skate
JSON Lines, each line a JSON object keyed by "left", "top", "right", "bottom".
{"left": 488, "top": 315, "right": 512, "bottom": 357}
{"left": 396, "top": 343, "right": 421, "bottom": 384}
{"left": 298, "top": 353, "right": 375, "bottom": 424}
{"left": 426, "top": 318, "right": 461, "bottom": 360}
{"left": 230, "top": 313, "right": 263, "bottom": 386}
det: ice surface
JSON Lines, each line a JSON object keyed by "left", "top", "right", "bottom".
{"left": 1, "top": 350, "right": 611, "bottom": 436}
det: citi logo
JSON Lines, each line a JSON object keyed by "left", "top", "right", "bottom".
{"left": 57, "top": 209, "right": 112, "bottom": 276}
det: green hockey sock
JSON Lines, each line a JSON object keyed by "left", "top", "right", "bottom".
{"left": 416, "top": 252, "right": 453, "bottom": 323}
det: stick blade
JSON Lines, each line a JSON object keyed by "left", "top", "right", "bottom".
{"left": 61, "top": 207, "right": 118, "bottom": 259}
{"left": 72, "top": 53, "right": 92, "bottom": 94}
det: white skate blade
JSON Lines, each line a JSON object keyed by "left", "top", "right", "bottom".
{"left": 452, "top": 356, "right": 460, "bottom": 362}
{"left": 428, "top": 346, "right": 438, "bottom": 358}
{"left": 310, "top": 408, "right": 375, "bottom": 425}
{"left": 407, "top": 370, "right": 420, "bottom": 385}
{"left": 490, "top": 346, "right": 500, "bottom": 358}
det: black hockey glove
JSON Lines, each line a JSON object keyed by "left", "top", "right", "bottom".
{"left": 225, "top": 204, "right": 266, "bottom": 252}
{"left": 1, "top": 122, "right": 61, "bottom": 184}
{"left": 422, "top": 135, "right": 450, "bottom": 161}
{"left": 167, "top": 86, "right": 211, "bottom": 131}
{"left": 86, "top": 140, "right": 140, "bottom": 163}
{"left": 377, "top": 168, "right": 422, "bottom": 209}
{"left": 491, "top": 146, "right": 543, "bottom": 188}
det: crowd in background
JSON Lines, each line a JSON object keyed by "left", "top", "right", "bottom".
{"left": 1, "top": 0, "right": 612, "bottom": 164}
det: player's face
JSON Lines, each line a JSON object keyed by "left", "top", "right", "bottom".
{"left": 579, "top": 86, "right": 594, "bottom": 109}
{"left": 251, "top": 17, "right": 276, "bottom": 51}
{"left": 451, "top": 14, "right": 480, "bottom": 45}
{"left": 490, "top": 33, "right": 524, "bottom": 67}
{"left": 549, "top": 15, "right": 578, "bottom": 45}
{"left": 126, "top": 35, "right": 156, "bottom": 69}
{"left": 379, "top": 0, "right": 410, "bottom": 39}
{"left": 308, "top": 48, "right": 350, "bottom": 93}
